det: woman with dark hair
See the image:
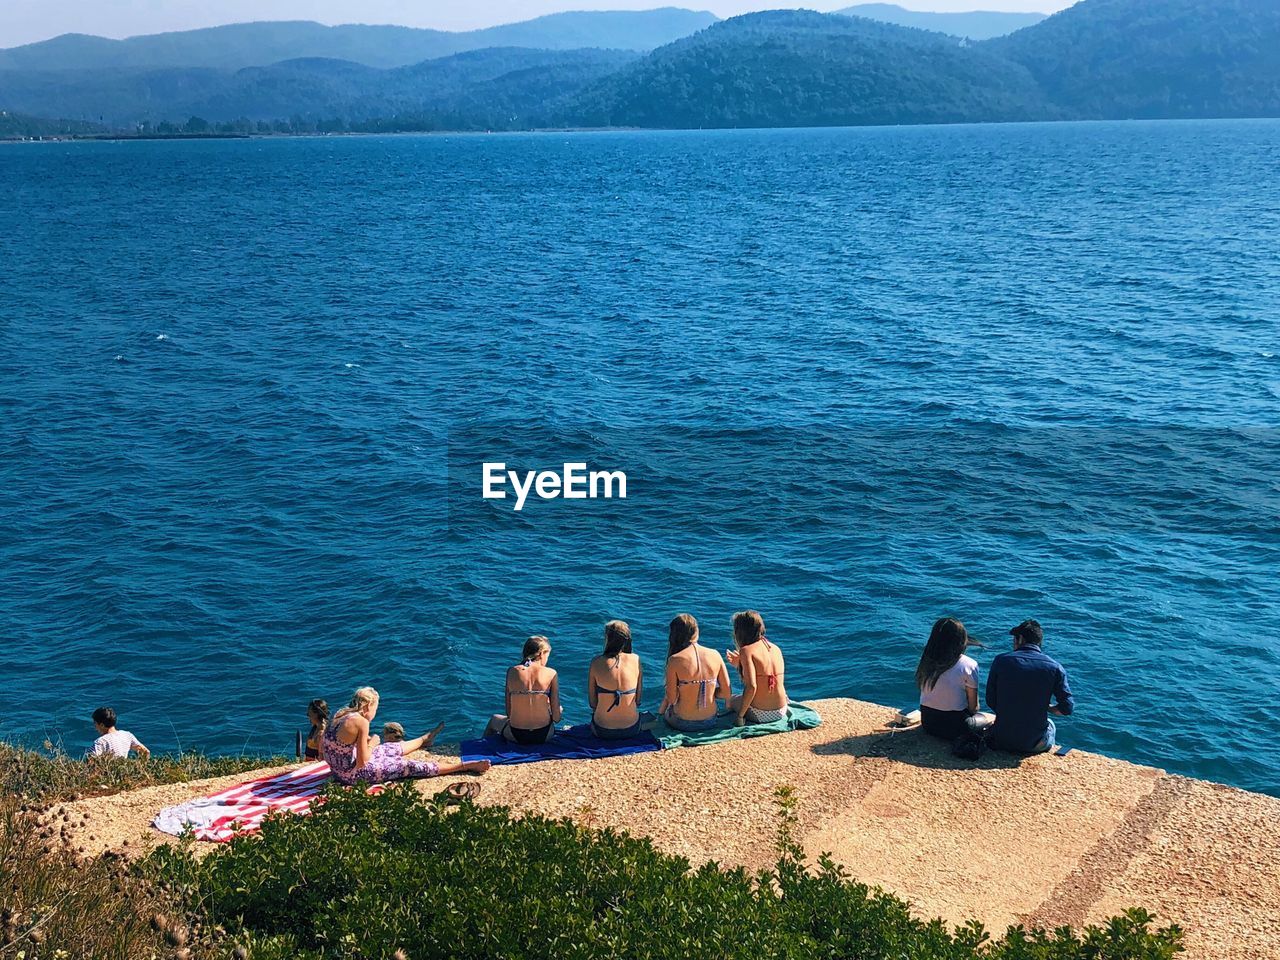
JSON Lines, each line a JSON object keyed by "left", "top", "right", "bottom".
{"left": 726, "top": 610, "right": 788, "bottom": 726}
{"left": 484, "top": 635, "right": 563, "bottom": 744}
{"left": 659, "top": 614, "right": 731, "bottom": 732}
{"left": 588, "top": 620, "right": 645, "bottom": 740}
{"left": 915, "top": 617, "right": 992, "bottom": 740}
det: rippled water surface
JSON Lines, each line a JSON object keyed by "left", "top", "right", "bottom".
{"left": 2, "top": 121, "right": 1278, "bottom": 795}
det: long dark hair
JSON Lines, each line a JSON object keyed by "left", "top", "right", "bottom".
{"left": 307, "top": 698, "right": 329, "bottom": 734}
{"left": 732, "top": 610, "right": 765, "bottom": 647}
{"left": 915, "top": 617, "right": 969, "bottom": 692}
{"left": 603, "top": 620, "right": 632, "bottom": 658}
{"left": 668, "top": 614, "right": 698, "bottom": 658}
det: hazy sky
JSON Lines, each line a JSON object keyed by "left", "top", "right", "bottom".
{"left": 1, "top": 0, "right": 1071, "bottom": 48}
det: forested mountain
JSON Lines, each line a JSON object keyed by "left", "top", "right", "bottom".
{"left": 0, "top": 9, "right": 715, "bottom": 72}
{"left": 836, "top": 4, "right": 1046, "bottom": 40}
{"left": 0, "top": 48, "right": 638, "bottom": 128}
{"left": 2, "top": 1, "right": 1279, "bottom": 136}
{"left": 562, "top": 10, "right": 1052, "bottom": 128}
{"left": 987, "top": 0, "right": 1280, "bottom": 119}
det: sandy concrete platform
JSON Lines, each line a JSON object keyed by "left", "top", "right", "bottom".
{"left": 55, "top": 698, "right": 1280, "bottom": 959}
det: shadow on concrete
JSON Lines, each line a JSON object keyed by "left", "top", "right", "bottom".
{"left": 811, "top": 727, "right": 1030, "bottom": 771}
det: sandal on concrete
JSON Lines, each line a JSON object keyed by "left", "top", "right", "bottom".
{"left": 442, "top": 781, "right": 481, "bottom": 805}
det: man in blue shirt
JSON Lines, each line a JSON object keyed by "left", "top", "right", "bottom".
{"left": 985, "top": 619, "right": 1074, "bottom": 753}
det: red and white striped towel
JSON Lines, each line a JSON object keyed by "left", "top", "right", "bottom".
{"left": 152, "top": 761, "right": 382, "bottom": 842}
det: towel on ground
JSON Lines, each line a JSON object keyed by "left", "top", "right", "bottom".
{"left": 152, "top": 761, "right": 376, "bottom": 842}
{"left": 460, "top": 723, "right": 662, "bottom": 765}
{"left": 654, "top": 702, "right": 822, "bottom": 749}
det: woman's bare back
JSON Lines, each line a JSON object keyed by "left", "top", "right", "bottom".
{"left": 590, "top": 653, "right": 641, "bottom": 728}
{"left": 507, "top": 663, "right": 557, "bottom": 728}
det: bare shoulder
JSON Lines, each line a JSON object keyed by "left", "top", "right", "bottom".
{"left": 337, "top": 712, "right": 367, "bottom": 741}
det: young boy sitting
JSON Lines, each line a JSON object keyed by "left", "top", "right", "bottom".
{"left": 87, "top": 706, "right": 150, "bottom": 759}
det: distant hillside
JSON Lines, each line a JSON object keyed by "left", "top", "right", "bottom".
{"left": 836, "top": 4, "right": 1046, "bottom": 40}
{"left": 0, "top": 48, "right": 639, "bottom": 128}
{"left": 4, "top": 1, "right": 1279, "bottom": 132}
{"left": 0, "top": 9, "right": 716, "bottom": 72}
{"left": 562, "top": 10, "right": 1052, "bottom": 128}
{"left": 987, "top": 0, "right": 1280, "bottom": 118}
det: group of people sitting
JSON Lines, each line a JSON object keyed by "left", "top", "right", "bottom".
{"left": 90, "top": 610, "right": 1073, "bottom": 789}
{"left": 915, "top": 616, "right": 1074, "bottom": 754}
{"left": 482, "top": 610, "right": 787, "bottom": 744}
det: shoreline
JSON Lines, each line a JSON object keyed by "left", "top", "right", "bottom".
{"left": 5, "top": 115, "right": 1280, "bottom": 144}
{"left": 41, "top": 696, "right": 1280, "bottom": 960}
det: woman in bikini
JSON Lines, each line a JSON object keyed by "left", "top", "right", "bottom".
{"left": 323, "top": 687, "right": 489, "bottom": 785}
{"left": 588, "top": 620, "right": 645, "bottom": 740}
{"left": 659, "top": 613, "right": 731, "bottom": 732}
{"left": 484, "top": 635, "right": 562, "bottom": 744}
{"left": 727, "top": 610, "right": 788, "bottom": 726}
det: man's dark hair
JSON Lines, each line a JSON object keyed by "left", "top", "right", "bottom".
{"left": 1010, "top": 619, "right": 1044, "bottom": 646}
{"left": 92, "top": 706, "right": 117, "bottom": 728}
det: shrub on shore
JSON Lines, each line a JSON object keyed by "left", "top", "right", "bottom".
{"left": 147, "top": 784, "right": 1184, "bottom": 960}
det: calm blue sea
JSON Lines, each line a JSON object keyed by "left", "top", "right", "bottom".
{"left": 1, "top": 121, "right": 1278, "bottom": 796}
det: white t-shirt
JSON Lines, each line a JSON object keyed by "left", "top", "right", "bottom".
{"left": 88, "top": 729, "right": 143, "bottom": 758}
{"left": 919, "top": 654, "right": 980, "bottom": 712}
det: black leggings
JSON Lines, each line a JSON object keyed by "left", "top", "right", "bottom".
{"left": 920, "top": 706, "right": 972, "bottom": 741}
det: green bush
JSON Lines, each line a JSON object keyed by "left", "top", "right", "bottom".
{"left": 150, "top": 785, "right": 1183, "bottom": 960}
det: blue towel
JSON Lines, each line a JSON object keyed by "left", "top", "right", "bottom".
{"left": 460, "top": 723, "right": 663, "bottom": 765}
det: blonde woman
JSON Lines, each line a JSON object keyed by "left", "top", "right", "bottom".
{"left": 324, "top": 687, "right": 489, "bottom": 784}
{"left": 484, "top": 635, "right": 562, "bottom": 744}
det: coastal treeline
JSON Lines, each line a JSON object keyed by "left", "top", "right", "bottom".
{"left": 2, "top": 0, "right": 1279, "bottom": 136}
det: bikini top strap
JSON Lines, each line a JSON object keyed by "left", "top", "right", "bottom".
{"left": 513, "top": 661, "right": 551, "bottom": 697}
{"left": 761, "top": 637, "right": 780, "bottom": 689}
